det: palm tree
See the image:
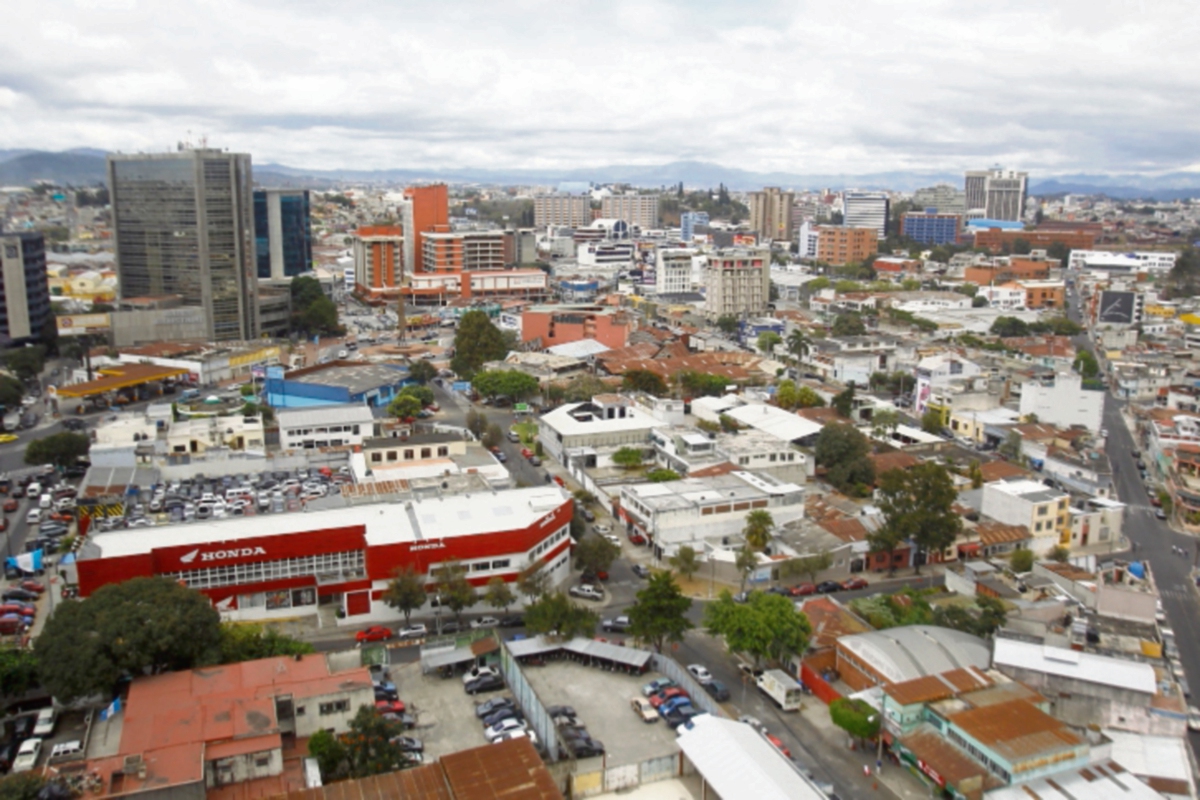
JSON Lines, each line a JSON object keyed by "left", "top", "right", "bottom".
{"left": 786, "top": 329, "right": 811, "bottom": 366}
{"left": 743, "top": 509, "right": 775, "bottom": 551}
{"left": 735, "top": 546, "right": 759, "bottom": 593}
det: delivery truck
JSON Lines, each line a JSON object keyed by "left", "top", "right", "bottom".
{"left": 756, "top": 669, "right": 803, "bottom": 712}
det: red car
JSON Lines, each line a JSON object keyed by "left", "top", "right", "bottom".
{"left": 628, "top": 532, "right": 647, "bottom": 545}
{"left": 355, "top": 626, "right": 393, "bottom": 644}
{"left": 18, "top": 580, "right": 44, "bottom": 594}
{"left": 789, "top": 583, "right": 816, "bottom": 597}
{"left": 521, "top": 448, "right": 534, "bottom": 459}
{"left": 649, "top": 687, "right": 689, "bottom": 708}
{"left": 0, "top": 603, "right": 35, "bottom": 617}
{"left": 2, "top": 499, "right": 17, "bottom": 512}
{"left": 765, "top": 733, "right": 792, "bottom": 759}
{"left": 841, "top": 577, "right": 869, "bottom": 591}
{"left": 375, "top": 700, "right": 406, "bottom": 714}
{"left": 0, "top": 518, "right": 7, "bottom": 532}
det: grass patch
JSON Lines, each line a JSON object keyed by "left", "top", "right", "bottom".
{"left": 513, "top": 420, "right": 538, "bottom": 444}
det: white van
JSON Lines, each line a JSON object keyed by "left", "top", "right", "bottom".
{"left": 25, "top": 508, "right": 42, "bottom": 525}
{"left": 38, "top": 493, "right": 52, "bottom": 510}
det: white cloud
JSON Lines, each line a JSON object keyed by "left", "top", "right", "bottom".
{"left": 1, "top": 0, "right": 1198, "bottom": 177}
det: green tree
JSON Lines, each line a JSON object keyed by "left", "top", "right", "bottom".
{"left": 795, "top": 386, "right": 826, "bottom": 408}
{"left": 561, "top": 374, "right": 610, "bottom": 402}
{"left": 297, "top": 296, "right": 341, "bottom": 337}
{"left": 627, "top": 572, "right": 693, "bottom": 652}
{"left": 239, "top": 383, "right": 255, "bottom": 397}
{"left": 34, "top": 577, "right": 222, "bottom": 702}
{"left": 4, "top": 346, "right": 45, "bottom": 384}
{"left": 735, "top": 546, "right": 759, "bottom": 593}
{"left": 1048, "top": 545, "right": 1070, "bottom": 563}
{"left": 972, "top": 295, "right": 989, "bottom": 308}
{"left": 1073, "top": 349, "right": 1099, "bottom": 379}
{"left": 743, "top": 509, "right": 774, "bottom": 551}
{"left": 0, "top": 772, "right": 48, "bottom": 800}
{"left": 343, "top": 704, "right": 418, "bottom": 777}
{"left": 968, "top": 459, "right": 984, "bottom": 489}
{"left": 989, "top": 316, "right": 1030, "bottom": 337}
{"left": 999, "top": 430, "right": 1022, "bottom": 461}
{"left": 870, "top": 409, "right": 901, "bottom": 441}
{"left": 0, "top": 374, "right": 24, "bottom": 421}
{"left": 466, "top": 408, "right": 488, "bottom": 438}
{"left": 24, "top": 431, "right": 90, "bottom": 470}
{"left": 472, "top": 369, "right": 539, "bottom": 401}
{"left": 1046, "top": 241, "right": 1072, "bottom": 265}
{"left": 622, "top": 369, "right": 668, "bottom": 396}
{"left": 0, "top": 647, "right": 39, "bottom": 701}
{"left": 406, "top": 359, "right": 437, "bottom": 384}
{"left": 974, "top": 595, "right": 1008, "bottom": 637}
{"left": 398, "top": 384, "right": 434, "bottom": 406}
{"left": 831, "top": 313, "right": 866, "bottom": 337}
{"left": 782, "top": 550, "right": 834, "bottom": 584}
{"left": 482, "top": 423, "right": 503, "bottom": 450}
{"left": 716, "top": 314, "right": 740, "bottom": 334}
{"left": 382, "top": 565, "right": 427, "bottom": 624}
{"left": 524, "top": 591, "right": 598, "bottom": 638}
{"left": 920, "top": 407, "right": 944, "bottom": 434}
{"left": 1011, "top": 238, "right": 1032, "bottom": 255}
{"left": 574, "top": 535, "right": 620, "bottom": 577}
{"left": 291, "top": 274, "right": 326, "bottom": 308}
{"left": 703, "top": 590, "right": 811, "bottom": 669}
{"left": 786, "top": 329, "right": 812, "bottom": 364}
{"left": 669, "top": 545, "right": 701, "bottom": 581}
{"left": 308, "top": 729, "right": 348, "bottom": 782}
{"left": 775, "top": 379, "right": 798, "bottom": 410}
{"left": 757, "top": 331, "right": 782, "bottom": 355}
{"left": 429, "top": 560, "right": 477, "bottom": 624}
{"left": 484, "top": 576, "right": 516, "bottom": 614}
{"left": 876, "top": 463, "right": 962, "bottom": 575}
{"left": 814, "top": 423, "right": 876, "bottom": 495}
{"left": 450, "top": 310, "right": 509, "bottom": 378}
{"left": 832, "top": 382, "right": 856, "bottom": 418}
{"left": 1009, "top": 548, "right": 1034, "bottom": 572}
{"left": 517, "top": 561, "right": 552, "bottom": 601}
{"left": 646, "top": 468, "right": 681, "bottom": 482}
{"left": 611, "top": 446, "right": 645, "bottom": 469}
{"left": 829, "top": 698, "right": 881, "bottom": 743}
{"left": 217, "top": 623, "right": 314, "bottom": 663}
{"left": 387, "top": 394, "right": 421, "bottom": 420}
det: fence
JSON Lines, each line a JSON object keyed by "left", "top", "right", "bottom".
{"left": 497, "top": 638, "right": 561, "bottom": 762}
{"left": 650, "top": 653, "right": 728, "bottom": 718}
{"left": 800, "top": 660, "right": 843, "bottom": 706}
{"left": 569, "top": 753, "right": 685, "bottom": 798}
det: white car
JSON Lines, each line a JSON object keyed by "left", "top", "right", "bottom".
{"left": 593, "top": 523, "right": 612, "bottom": 535}
{"left": 492, "top": 728, "right": 538, "bottom": 745}
{"left": 687, "top": 664, "right": 714, "bottom": 684}
{"left": 397, "top": 624, "right": 428, "bottom": 640}
{"left": 483, "top": 718, "right": 528, "bottom": 741}
{"left": 1189, "top": 706, "right": 1200, "bottom": 732}
{"left": 12, "top": 738, "right": 41, "bottom": 773}
{"left": 569, "top": 584, "right": 604, "bottom": 602}
{"left": 470, "top": 617, "right": 500, "bottom": 629}
{"left": 463, "top": 665, "right": 500, "bottom": 686}
{"left": 33, "top": 707, "right": 56, "bottom": 737}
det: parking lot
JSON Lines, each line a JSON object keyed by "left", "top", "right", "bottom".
{"left": 384, "top": 661, "right": 492, "bottom": 761}
{"left": 522, "top": 661, "right": 681, "bottom": 766}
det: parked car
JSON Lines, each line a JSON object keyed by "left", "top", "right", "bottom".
{"left": 2, "top": 499, "right": 17, "bottom": 512}
{"left": 703, "top": 680, "right": 731, "bottom": 701}
{"left": 815, "top": 581, "right": 842, "bottom": 594}
{"left": 567, "top": 739, "right": 605, "bottom": 758}
{"left": 482, "top": 705, "right": 523, "bottom": 728}
{"left": 355, "top": 625, "right": 392, "bottom": 644}
{"left": 2, "top": 588, "right": 38, "bottom": 603}
{"left": 764, "top": 733, "right": 792, "bottom": 759}
{"left": 396, "top": 624, "right": 427, "bottom": 640}
{"left": 841, "top": 576, "right": 869, "bottom": 591}
{"left": 631, "top": 564, "right": 651, "bottom": 578}
{"left": 569, "top": 584, "right": 604, "bottom": 601}
{"left": 474, "top": 697, "right": 515, "bottom": 719}
{"left": 546, "top": 705, "right": 577, "bottom": 719}
{"left": 483, "top": 718, "right": 528, "bottom": 741}
{"left": 601, "top": 615, "right": 631, "bottom": 633}
{"left": 627, "top": 531, "right": 647, "bottom": 545}
{"left": 649, "top": 687, "right": 689, "bottom": 708}
{"left": 630, "top": 697, "right": 658, "bottom": 723}
{"left": 687, "top": 664, "right": 714, "bottom": 684}
{"left": 375, "top": 700, "right": 406, "bottom": 715}
{"left": 32, "top": 708, "right": 55, "bottom": 737}
{"left": 466, "top": 673, "right": 506, "bottom": 695}
{"left": 462, "top": 665, "right": 500, "bottom": 686}
{"left": 642, "top": 678, "right": 675, "bottom": 697}
{"left": 469, "top": 616, "right": 500, "bottom": 629}
{"left": 789, "top": 583, "right": 816, "bottom": 597}
{"left": 11, "top": 738, "right": 41, "bottom": 773}
{"left": 390, "top": 735, "right": 423, "bottom": 753}
{"left": 374, "top": 685, "right": 399, "bottom": 702}
{"left": 498, "top": 614, "right": 525, "bottom": 627}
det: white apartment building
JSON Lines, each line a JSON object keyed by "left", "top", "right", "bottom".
{"left": 1069, "top": 250, "right": 1176, "bottom": 274}
{"left": 656, "top": 248, "right": 698, "bottom": 295}
{"left": 533, "top": 194, "right": 591, "bottom": 228}
{"left": 703, "top": 248, "right": 770, "bottom": 319}
{"left": 600, "top": 194, "right": 659, "bottom": 229}
{"left": 842, "top": 192, "right": 889, "bottom": 238}
{"left": 976, "top": 285, "right": 1026, "bottom": 309}
{"left": 1019, "top": 373, "right": 1104, "bottom": 432}
{"left": 796, "top": 221, "right": 821, "bottom": 258}
{"left": 538, "top": 394, "right": 659, "bottom": 464}
{"left": 981, "top": 479, "right": 1069, "bottom": 554}
{"left": 577, "top": 241, "right": 636, "bottom": 267}
{"left": 1066, "top": 497, "right": 1125, "bottom": 550}
{"left": 276, "top": 404, "right": 375, "bottom": 450}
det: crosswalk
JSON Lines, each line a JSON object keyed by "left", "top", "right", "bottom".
{"left": 1159, "top": 586, "right": 1194, "bottom": 603}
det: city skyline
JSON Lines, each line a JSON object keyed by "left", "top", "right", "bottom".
{"left": 1, "top": 1, "right": 1198, "bottom": 178}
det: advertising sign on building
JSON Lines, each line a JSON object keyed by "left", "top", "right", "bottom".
{"left": 56, "top": 313, "right": 111, "bottom": 337}
{"left": 1097, "top": 291, "right": 1137, "bottom": 325}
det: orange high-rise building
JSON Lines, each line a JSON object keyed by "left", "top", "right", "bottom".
{"left": 404, "top": 184, "right": 448, "bottom": 273}
{"left": 352, "top": 225, "right": 403, "bottom": 299}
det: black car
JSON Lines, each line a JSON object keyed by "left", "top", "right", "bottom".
{"left": 498, "top": 614, "right": 525, "bottom": 628}
{"left": 2, "top": 589, "right": 38, "bottom": 603}
{"left": 439, "top": 621, "right": 461, "bottom": 635}
{"left": 546, "top": 705, "right": 576, "bottom": 718}
{"left": 815, "top": 581, "right": 842, "bottom": 594}
{"left": 0, "top": 740, "right": 15, "bottom": 772}
{"left": 474, "top": 697, "right": 514, "bottom": 718}
{"left": 631, "top": 564, "right": 650, "bottom": 579}
{"left": 373, "top": 686, "right": 399, "bottom": 702}
{"left": 703, "top": 680, "right": 730, "bottom": 701}
{"left": 568, "top": 739, "right": 605, "bottom": 758}
{"left": 465, "top": 673, "right": 505, "bottom": 695}
{"left": 482, "top": 706, "right": 523, "bottom": 727}
{"left": 582, "top": 509, "right": 595, "bottom": 523}
{"left": 390, "top": 735, "right": 423, "bottom": 753}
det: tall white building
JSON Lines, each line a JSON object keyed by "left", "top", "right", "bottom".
{"left": 1019, "top": 373, "right": 1103, "bottom": 432}
{"left": 656, "top": 248, "right": 697, "bottom": 295}
{"left": 748, "top": 187, "right": 796, "bottom": 241}
{"left": 964, "top": 168, "right": 1029, "bottom": 222}
{"left": 600, "top": 194, "right": 659, "bottom": 229}
{"left": 703, "top": 248, "right": 770, "bottom": 319}
{"left": 796, "top": 221, "right": 821, "bottom": 258}
{"left": 533, "top": 194, "right": 591, "bottom": 228}
{"left": 842, "top": 192, "right": 889, "bottom": 238}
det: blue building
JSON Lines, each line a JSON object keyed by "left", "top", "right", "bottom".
{"left": 265, "top": 362, "right": 412, "bottom": 409}
{"left": 680, "top": 211, "right": 709, "bottom": 242}
{"left": 738, "top": 316, "right": 785, "bottom": 349}
{"left": 254, "top": 189, "right": 313, "bottom": 280}
{"left": 902, "top": 210, "right": 961, "bottom": 245}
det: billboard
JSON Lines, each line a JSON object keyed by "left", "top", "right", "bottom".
{"left": 56, "top": 313, "right": 111, "bottom": 337}
{"left": 1097, "top": 291, "right": 1137, "bottom": 325}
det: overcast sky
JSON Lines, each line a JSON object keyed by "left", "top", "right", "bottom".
{"left": 2, "top": 0, "right": 1198, "bottom": 176}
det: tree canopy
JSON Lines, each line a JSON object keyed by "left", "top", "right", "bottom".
{"left": 874, "top": 463, "right": 962, "bottom": 575}
{"left": 35, "top": 577, "right": 222, "bottom": 702}
{"left": 574, "top": 535, "right": 620, "bottom": 576}
{"left": 429, "top": 560, "right": 477, "bottom": 622}
{"left": 483, "top": 576, "right": 516, "bottom": 613}
{"left": 831, "top": 313, "right": 866, "bottom": 337}
{"left": 814, "top": 424, "right": 875, "bottom": 496}
{"left": 4, "top": 346, "right": 45, "bottom": 384}
{"left": 516, "top": 561, "right": 552, "bottom": 600}
{"left": 622, "top": 369, "right": 668, "bottom": 396}
{"left": 703, "top": 590, "right": 811, "bottom": 668}
{"left": 920, "top": 407, "right": 945, "bottom": 434}
{"left": 669, "top": 546, "right": 701, "bottom": 581}
{"left": 450, "top": 310, "right": 508, "bottom": 378}
{"left": 627, "top": 572, "right": 693, "bottom": 652}
{"left": 383, "top": 565, "right": 427, "bottom": 623}
{"left": 611, "top": 446, "right": 645, "bottom": 469}
{"left": 829, "top": 698, "right": 880, "bottom": 742}
{"left": 743, "top": 509, "right": 774, "bottom": 551}
{"left": 716, "top": 314, "right": 740, "bottom": 334}
{"left": 471, "top": 369, "right": 539, "bottom": 400}
{"left": 24, "top": 431, "right": 90, "bottom": 470}
{"left": 0, "top": 374, "right": 24, "bottom": 413}
{"left": 405, "top": 359, "right": 437, "bottom": 384}
{"left": 386, "top": 394, "right": 422, "bottom": 420}
{"left": 782, "top": 550, "right": 833, "bottom": 584}
{"left": 217, "top": 623, "right": 314, "bottom": 663}
{"left": 831, "top": 382, "right": 856, "bottom": 418}
{"left": 756, "top": 331, "right": 782, "bottom": 355}
{"left": 309, "top": 704, "right": 417, "bottom": 781}
{"left": 290, "top": 277, "right": 341, "bottom": 337}
{"left": 1009, "top": 548, "right": 1034, "bottom": 573}
{"left": 524, "top": 591, "right": 598, "bottom": 638}
{"left": 646, "top": 468, "right": 681, "bottom": 482}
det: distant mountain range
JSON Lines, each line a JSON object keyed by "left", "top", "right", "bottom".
{"left": 3, "top": 149, "right": 1200, "bottom": 199}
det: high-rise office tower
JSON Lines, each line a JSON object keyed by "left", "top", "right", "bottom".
{"left": 254, "top": 189, "right": 312, "bottom": 280}
{"left": 108, "top": 149, "right": 258, "bottom": 341}
{"left": 703, "top": 248, "right": 771, "bottom": 319}
{"left": 911, "top": 184, "right": 967, "bottom": 215}
{"left": 748, "top": 187, "right": 796, "bottom": 241}
{"left": 533, "top": 194, "right": 591, "bottom": 228}
{"left": 680, "top": 211, "right": 709, "bottom": 242}
{"left": 600, "top": 194, "right": 660, "bottom": 229}
{"left": 964, "top": 170, "right": 989, "bottom": 215}
{"left": 842, "top": 191, "right": 889, "bottom": 238}
{"left": 0, "top": 232, "right": 52, "bottom": 343}
{"left": 964, "top": 168, "right": 1028, "bottom": 221}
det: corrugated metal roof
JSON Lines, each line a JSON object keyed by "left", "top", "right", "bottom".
{"left": 992, "top": 638, "right": 1157, "bottom": 695}
{"left": 675, "top": 715, "right": 825, "bottom": 800}
{"left": 276, "top": 403, "right": 375, "bottom": 429}
{"left": 506, "top": 635, "right": 652, "bottom": 669}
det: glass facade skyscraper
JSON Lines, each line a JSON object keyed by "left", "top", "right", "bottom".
{"left": 254, "top": 189, "right": 312, "bottom": 279}
{"left": 108, "top": 150, "right": 258, "bottom": 342}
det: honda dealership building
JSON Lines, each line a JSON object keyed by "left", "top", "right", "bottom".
{"left": 74, "top": 487, "right": 574, "bottom": 622}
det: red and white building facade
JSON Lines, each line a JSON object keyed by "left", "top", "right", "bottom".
{"left": 75, "top": 487, "right": 574, "bottom": 623}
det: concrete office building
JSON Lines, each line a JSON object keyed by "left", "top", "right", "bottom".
{"left": 965, "top": 168, "right": 1029, "bottom": 221}
{"left": 748, "top": 187, "right": 796, "bottom": 241}
{"left": 911, "top": 184, "right": 967, "bottom": 215}
{"left": 108, "top": 149, "right": 259, "bottom": 341}
{"left": 533, "top": 194, "right": 591, "bottom": 228}
{"left": 816, "top": 226, "right": 877, "bottom": 266}
{"left": 842, "top": 191, "right": 889, "bottom": 238}
{"left": 421, "top": 229, "right": 513, "bottom": 274}
{"left": 352, "top": 225, "right": 404, "bottom": 301}
{"left": 703, "top": 248, "right": 770, "bottom": 319}
{"left": 680, "top": 211, "right": 709, "bottom": 242}
{"left": 253, "top": 189, "right": 312, "bottom": 280}
{"left": 0, "top": 231, "right": 51, "bottom": 344}
{"left": 901, "top": 211, "right": 961, "bottom": 245}
{"left": 600, "top": 194, "right": 659, "bottom": 229}
{"left": 655, "top": 248, "right": 697, "bottom": 295}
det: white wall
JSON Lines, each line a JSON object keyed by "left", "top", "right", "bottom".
{"left": 1019, "top": 374, "right": 1104, "bottom": 432}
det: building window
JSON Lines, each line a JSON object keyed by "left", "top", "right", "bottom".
{"left": 491, "top": 559, "right": 511, "bottom": 569}
{"left": 319, "top": 699, "right": 350, "bottom": 715}
{"left": 255, "top": 756, "right": 270, "bottom": 769}
{"left": 421, "top": 448, "right": 432, "bottom": 458}
{"left": 404, "top": 449, "right": 414, "bottom": 460}
{"left": 437, "top": 446, "right": 449, "bottom": 457}
{"left": 296, "top": 706, "right": 306, "bottom": 716}
{"left": 387, "top": 451, "right": 397, "bottom": 461}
